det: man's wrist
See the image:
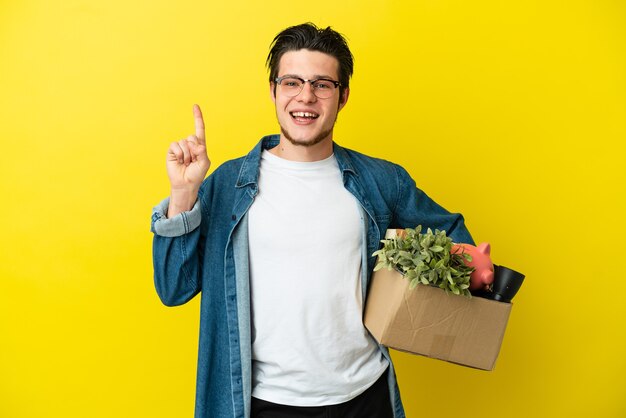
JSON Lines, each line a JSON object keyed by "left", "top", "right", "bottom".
{"left": 168, "top": 188, "right": 199, "bottom": 218}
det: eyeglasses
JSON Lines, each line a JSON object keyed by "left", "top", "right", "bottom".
{"left": 274, "top": 76, "right": 341, "bottom": 99}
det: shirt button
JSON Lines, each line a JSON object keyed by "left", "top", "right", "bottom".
{"left": 231, "top": 214, "right": 236, "bottom": 221}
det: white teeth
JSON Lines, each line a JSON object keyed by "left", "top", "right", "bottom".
{"left": 291, "top": 112, "right": 318, "bottom": 118}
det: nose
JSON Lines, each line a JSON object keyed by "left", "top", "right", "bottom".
{"left": 296, "top": 81, "right": 317, "bottom": 103}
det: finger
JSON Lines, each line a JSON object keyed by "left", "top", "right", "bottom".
{"left": 168, "top": 142, "right": 184, "bottom": 164}
{"left": 178, "top": 139, "right": 192, "bottom": 166}
{"left": 187, "top": 135, "right": 200, "bottom": 162}
{"left": 193, "top": 104, "right": 206, "bottom": 145}
{"left": 187, "top": 140, "right": 208, "bottom": 163}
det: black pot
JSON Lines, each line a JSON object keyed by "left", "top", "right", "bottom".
{"left": 489, "top": 264, "right": 525, "bottom": 303}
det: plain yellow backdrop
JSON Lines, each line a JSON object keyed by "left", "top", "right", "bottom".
{"left": 1, "top": 0, "right": 624, "bottom": 417}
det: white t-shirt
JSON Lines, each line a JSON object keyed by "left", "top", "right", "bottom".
{"left": 248, "top": 149, "right": 388, "bottom": 406}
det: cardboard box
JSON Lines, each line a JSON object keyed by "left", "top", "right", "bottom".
{"left": 364, "top": 266, "right": 512, "bottom": 370}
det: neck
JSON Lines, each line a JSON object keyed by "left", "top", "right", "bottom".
{"left": 269, "top": 135, "right": 334, "bottom": 162}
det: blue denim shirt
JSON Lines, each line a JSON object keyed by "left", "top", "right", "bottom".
{"left": 151, "top": 135, "right": 474, "bottom": 418}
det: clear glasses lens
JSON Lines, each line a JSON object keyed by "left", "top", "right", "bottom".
{"left": 278, "top": 77, "right": 337, "bottom": 99}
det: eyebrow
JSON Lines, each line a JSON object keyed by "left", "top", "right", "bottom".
{"left": 280, "top": 74, "right": 337, "bottom": 80}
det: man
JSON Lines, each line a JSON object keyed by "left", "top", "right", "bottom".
{"left": 151, "top": 23, "right": 474, "bottom": 418}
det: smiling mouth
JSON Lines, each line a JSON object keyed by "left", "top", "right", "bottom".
{"left": 290, "top": 111, "right": 319, "bottom": 120}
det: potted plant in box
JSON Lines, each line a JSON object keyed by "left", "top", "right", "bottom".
{"left": 372, "top": 226, "right": 475, "bottom": 297}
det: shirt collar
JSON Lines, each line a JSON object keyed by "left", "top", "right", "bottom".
{"left": 236, "top": 135, "right": 357, "bottom": 188}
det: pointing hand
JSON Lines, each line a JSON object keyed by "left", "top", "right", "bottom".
{"left": 166, "top": 104, "right": 211, "bottom": 216}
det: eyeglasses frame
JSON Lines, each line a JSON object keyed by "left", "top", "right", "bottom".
{"left": 274, "top": 76, "right": 342, "bottom": 98}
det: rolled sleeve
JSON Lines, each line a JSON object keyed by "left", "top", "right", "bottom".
{"left": 150, "top": 197, "right": 201, "bottom": 237}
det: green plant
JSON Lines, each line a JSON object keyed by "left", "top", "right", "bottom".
{"left": 372, "top": 226, "right": 475, "bottom": 297}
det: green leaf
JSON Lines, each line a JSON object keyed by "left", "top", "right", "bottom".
{"left": 371, "top": 225, "right": 472, "bottom": 297}
{"left": 409, "top": 278, "right": 419, "bottom": 290}
{"left": 415, "top": 263, "right": 430, "bottom": 273}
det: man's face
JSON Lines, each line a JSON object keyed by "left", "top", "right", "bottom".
{"left": 271, "top": 49, "right": 349, "bottom": 148}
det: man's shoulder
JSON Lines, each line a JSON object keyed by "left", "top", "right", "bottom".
{"left": 209, "top": 134, "right": 278, "bottom": 180}
{"left": 197, "top": 135, "right": 274, "bottom": 196}
{"left": 336, "top": 144, "right": 404, "bottom": 176}
{"left": 213, "top": 155, "right": 247, "bottom": 177}
{"left": 197, "top": 155, "right": 246, "bottom": 195}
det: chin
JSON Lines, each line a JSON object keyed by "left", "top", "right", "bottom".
{"left": 281, "top": 126, "right": 333, "bottom": 147}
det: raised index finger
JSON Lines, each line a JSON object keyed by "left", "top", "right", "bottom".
{"left": 193, "top": 104, "right": 206, "bottom": 144}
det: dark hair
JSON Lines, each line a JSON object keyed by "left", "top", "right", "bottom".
{"left": 266, "top": 23, "right": 354, "bottom": 97}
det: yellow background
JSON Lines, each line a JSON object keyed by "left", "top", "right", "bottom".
{"left": 1, "top": 0, "right": 624, "bottom": 417}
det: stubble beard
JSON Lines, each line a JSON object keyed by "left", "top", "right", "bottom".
{"left": 278, "top": 99, "right": 340, "bottom": 147}
{"left": 280, "top": 124, "right": 334, "bottom": 147}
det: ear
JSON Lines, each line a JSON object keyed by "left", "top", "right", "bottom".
{"left": 270, "top": 82, "right": 276, "bottom": 104}
{"left": 338, "top": 87, "right": 350, "bottom": 111}
{"left": 477, "top": 242, "right": 491, "bottom": 255}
